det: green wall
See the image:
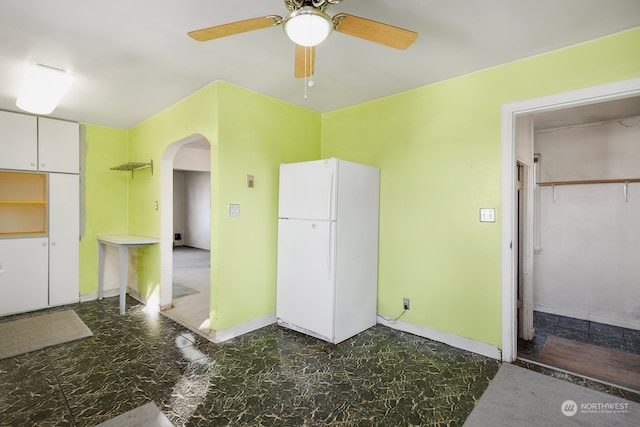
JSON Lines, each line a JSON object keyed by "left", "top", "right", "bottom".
{"left": 79, "top": 27, "right": 639, "bottom": 347}
{"left": 126, "top": 83, "right": 220, "bottom": 308}
{"left": 126, "top": 82, "right": 320, "bottom": 331}
{"left": 321, "top": 27, "right": 640, "bottom": 347}
{"left": 214, "top": 83, "right": 320, "bottom": 329}
{"left": 79, "top": 125, "right": 129, "bottom": 295}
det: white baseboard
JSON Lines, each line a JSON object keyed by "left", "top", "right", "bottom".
{"left": 80, "top": 288, "right": 151, "bottom": 310}
{"left": 210, "top": 314, "right": 277, "bottom": 343}
{"left": 534, "top": 304, "right": 640, "bottom": 331}
{"left": 75, "top": 294, "right": 505, "bottom": 357}
{"left": 80, "top": 288, "right": 120, "bottom": 302}
{"left": 377, "top": 316, "right": 501, "bottom": 360}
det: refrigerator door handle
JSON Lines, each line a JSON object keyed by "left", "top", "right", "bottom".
{"left": 328, "top": 222, "right": 335, "bottom": 281}
{"left": 327, "top": 167, "right": 334, "bottom": 220}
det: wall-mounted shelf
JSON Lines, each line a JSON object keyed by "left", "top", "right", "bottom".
{"left": 110, "top": 160, "right": 153, "bottom": 178}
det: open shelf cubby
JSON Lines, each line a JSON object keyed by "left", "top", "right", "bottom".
{"left": 0, "top": 171, "right": 47, "bottom": 236}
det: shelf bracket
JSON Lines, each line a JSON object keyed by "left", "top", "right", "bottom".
{"left": 624, "top": 181, "right": 629, "bottom": 203}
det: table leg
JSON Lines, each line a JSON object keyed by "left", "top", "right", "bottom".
{"left": 98, "top": 242, "right": 105, "bottom": 300}
{"left": 119, "top": 245, "right": 127, "bottom": 315}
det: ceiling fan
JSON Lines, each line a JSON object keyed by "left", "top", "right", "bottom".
{"left": 188, "top": 0, "right": 418, "bottom": 78}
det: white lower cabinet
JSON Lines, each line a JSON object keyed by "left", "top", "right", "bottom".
{"left": 0, "top": 238, "right": 49, "bottom": 315}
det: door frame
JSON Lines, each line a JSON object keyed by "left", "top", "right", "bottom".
{"left": 500, "top": 78, "right": 640, "bottom": 362}
{"left": 515, "top": 160, "right": 535, "bottom": 341}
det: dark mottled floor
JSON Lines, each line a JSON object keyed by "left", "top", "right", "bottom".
{"left": 0, "top": 297, "right": 500, "bottom": 426}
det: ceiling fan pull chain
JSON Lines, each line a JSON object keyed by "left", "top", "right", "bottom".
{"left": 304, "top": 46, "right": 308, "bottom": 101}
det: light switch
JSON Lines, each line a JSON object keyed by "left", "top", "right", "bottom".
{"left": 480, "top": 208, "right": 495, "bottom": 222}
{"left": 247, "top": 175, "right": 254, "bottom": 188}
{"left": 228, "top": 204, "right": 240, "bottom": 217}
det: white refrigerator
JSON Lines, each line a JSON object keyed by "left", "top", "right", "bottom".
{"left": 276, "top": 158, "right": 380, "bottom": 344}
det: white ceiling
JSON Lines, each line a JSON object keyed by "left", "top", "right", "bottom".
{"left": 1, "top": 0, "right": 639, "bottom": 129}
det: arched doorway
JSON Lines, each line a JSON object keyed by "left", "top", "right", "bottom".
{"left": 159, "top": 134, "right": 212, "bottom": 335}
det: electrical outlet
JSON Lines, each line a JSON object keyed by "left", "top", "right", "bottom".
{"left": 403, "top": 297, "right": 410, "bottom": 310}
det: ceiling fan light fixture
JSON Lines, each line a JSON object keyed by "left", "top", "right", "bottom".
{"left": 16, "top": 64, "right": 74, "bottom": 115}
{"left": 283, "top": 6, "right": 332, "bottom": 47}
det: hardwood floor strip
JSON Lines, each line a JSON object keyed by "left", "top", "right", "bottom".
{"left": 540, "top": 335, "right": 640, "bottom": 392}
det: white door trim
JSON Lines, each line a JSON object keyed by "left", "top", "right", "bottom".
{"left": 500, "top": 78, "right": 640, "bottom": 362}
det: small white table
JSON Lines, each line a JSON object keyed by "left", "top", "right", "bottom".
{"left": 97, "top": 234, "right": 159, "bottom": 315}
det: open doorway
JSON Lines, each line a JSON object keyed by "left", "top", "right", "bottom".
{"left": 502, "top": 79, "right": 640, "bottom": 392}
{"left": 158, "top": 134, "right": 212, "bottom": 338}
{"left": 518, "top": 102, "right": 640, "bottom": 391}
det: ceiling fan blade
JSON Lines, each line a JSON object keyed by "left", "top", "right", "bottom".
{"left": 188, "top": 16, "right": 282, "bottom": 41}
{"left": 332, "top": 13, "right": 418, "bottom": 50}
{"left": 295, "top": 44, "right": 315, "bottom": 78}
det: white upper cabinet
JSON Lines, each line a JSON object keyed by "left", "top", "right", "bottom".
{"left": 38, "top": 117, "right": 79, "bottom": 173}
{"left": 0, "top": 110, "right": 38, "bottom": 171}
{"left": 0, "top": 112, "right": 78, "bottom": 173}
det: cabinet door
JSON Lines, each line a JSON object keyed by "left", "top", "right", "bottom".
{"left": 48, "top": 173, "right": 79, "bottom": 306}
{"left": 0, "top": 238, "right": 48, "bottom": 316}
{"left": 0, "top": 111, "right": 37, "bottom": 171}
{"left": 38, "top": 118, "right": 79, "bottom": 173}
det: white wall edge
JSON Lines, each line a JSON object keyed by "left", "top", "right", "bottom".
{"left": 211, "top": 314, "right": 277, "bottom": 343}
{"left": 377, "top": 317, "right": 501, "bottom": 360}
{"left": 501, "top": 78, "right": 640, "bottom": 362}
{"left": 534, "top": 304, "right": 640, "bottom": 331}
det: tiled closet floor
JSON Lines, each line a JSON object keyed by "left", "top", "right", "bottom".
{"left": 1, "top": 297, "right": 500, "bottom": 426}
{"left": 518, "top": 311, "right": 640, "bottom": 360}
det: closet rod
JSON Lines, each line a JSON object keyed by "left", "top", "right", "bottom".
{"left": 538, "top": 178, "right": 640, "bottom": 186}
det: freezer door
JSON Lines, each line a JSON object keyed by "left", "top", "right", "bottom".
{"left": 278, "top": 159, "right": 336, "bottom": 221}
{"left": 276, "top": 219, "right": 335, "bottom": 340}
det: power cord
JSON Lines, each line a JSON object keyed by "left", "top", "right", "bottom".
{"left": 377, "top": 309, "right": 407, "bottom": 324}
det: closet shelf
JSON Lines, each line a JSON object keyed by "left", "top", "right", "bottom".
{"left": 539, "top": 178, "right": 639, "bottom": 203}
{"left": 538, "top": 178, "right": 640, "bottom": 186}
{"left": 110, "top": 160, "right": 153, "bottom": 178}
{"left": 0, "top": 200, "right": 46, "bottom": 205}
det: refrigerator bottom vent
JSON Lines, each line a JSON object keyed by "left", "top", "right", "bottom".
{"left": 277, "top": 319, "right": 334, "bottom": 344}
